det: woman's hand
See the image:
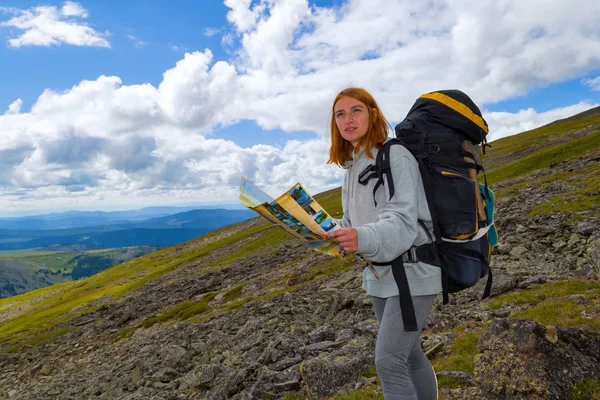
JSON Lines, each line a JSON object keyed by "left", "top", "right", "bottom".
{"left": 326, "top": 228, "right": 358, "bottom": 253}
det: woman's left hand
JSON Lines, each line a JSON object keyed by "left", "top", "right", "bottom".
{"left": 326, "top": 228, "right": 358, "bottom": 253}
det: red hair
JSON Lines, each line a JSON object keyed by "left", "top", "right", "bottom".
{"left": 327, "top": 87, "right": 390, "bottom": 166}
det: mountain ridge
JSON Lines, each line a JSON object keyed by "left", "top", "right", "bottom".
{"left": 0, "top": 208, "right": 255, "bottom": 250}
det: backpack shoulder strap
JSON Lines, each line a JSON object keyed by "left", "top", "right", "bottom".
{"left": 357, "top": 139, "right": 404, "bottom": 206}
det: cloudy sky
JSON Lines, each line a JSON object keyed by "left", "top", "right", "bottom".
{"left": 1, "top": 0, "right": 599, "bottom": 216}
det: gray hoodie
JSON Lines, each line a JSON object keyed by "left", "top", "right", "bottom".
{"left": 339, "top": 140, "right": 442, "bottom": 298}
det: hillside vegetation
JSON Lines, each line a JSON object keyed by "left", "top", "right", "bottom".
{"left": 485, "top": 107, "right": 600, "bottom": 217}
{"left": 0, "top": 107, "right": 599, "bottom": 399}
{"left": 0, "top": 246, "right": 157, "bottom": 298}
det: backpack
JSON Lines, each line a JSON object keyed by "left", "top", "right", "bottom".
{"left": 358, "top": 89, "right": 496, "bottom": 331}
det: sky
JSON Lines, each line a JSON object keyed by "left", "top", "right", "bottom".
{"left": 1, "top": 0, "right": 600, "bottom": 216}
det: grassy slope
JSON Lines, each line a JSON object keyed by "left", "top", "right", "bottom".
{"left": 0, "top": 250, "right": 79, "bottom": 272}
{"left": 0, "top": 247, "right": 149, "bottom": 271}
{"left": 0, "top": 108, "right": 599, "bottom": 398}
{"left": 485, "top": 110, "right": 600, "bottom": 218}
{"left": 0, "top": 246, "right": 157, "bottom": 298}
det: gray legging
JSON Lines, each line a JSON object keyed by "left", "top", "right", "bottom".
{"left": 371, "top": 295, "right": 438, "bottom": 400}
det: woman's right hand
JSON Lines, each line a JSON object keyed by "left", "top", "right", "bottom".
{"left": 326, "top": 228, "right": 358, "bottom": 253}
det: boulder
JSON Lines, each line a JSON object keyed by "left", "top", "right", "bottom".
{"left": 474, "top": 318, "right": 600, "bottom": 399}
{"left": 249, "top": 364, "right": 302, "bottom": 398}
{"left": 301, "top": 335, "right": 374, "bottom": 397}
{"left": 308, "top": 324, "right": 337, "bottom": 343}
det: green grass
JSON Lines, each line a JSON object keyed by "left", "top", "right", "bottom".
{"left": 529, "top": 164, "right": 600, "bottom": 216}
{"left": 324, "top": 387, "right": 383, "bottom": 400}
{"left": 223, "top": 284, "right": 246, "bottom": 302}
{"left": 282, "top": 393, "right": 306, "bottom": 400}
{"left": 0, "top": 282, "right": 65, "bottom": 313}
{"left": 116, "top": 292, "right": 219, "bottom": 340}
{"left": 492, "top": 159, "right": 600, "bottom": 218}
{"left": 314, "top": 187, "right": 343, "bottom": 219}
{"left": 0, "top": 250, "right": 78, "bottom": 272}
{"left": 431, "top": 324, "right": 484, "bottom": 388}
{"left": 486, "top": 112, "right": 600, "bottom": 167}
{"left": 0, "top": 247, "right": 151, "bottom": 273}
{"left": 569, "top": 378, "right": 600, "bottom": 400}
{"left": 483, "top": 280, "right": 600, "bottom": 332}
{"left": 486, "top": 129, "right": 600, "bottom": 184}
{"left": 206, "top": 226, "right": 288, "bottom": 266}
{"left": 362, "top": 367, "right": 378, "bottom": 379}
{"left": 5, "top": 326, "right": 74, "bottom": 353}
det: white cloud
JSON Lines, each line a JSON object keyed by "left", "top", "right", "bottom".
{"left": 157, "top": 50, "right": 239, "bottom": 128}
{"left": 6, "top": 99, "right": 22, "bottom": 114}
{"left": 221, "top": 33, "right": 235, "bottom": 50}
{"left": 238, "top": 0, "right": 311, "bottom": 76}
{"left": 0, "top": 1, "right": 109, "bottom": 48}
{"left": 127, "top": 34, "right": 148, "bottom": 48}
{"left": 60, "top": 1, "right": 87, "bottom": 18}
{"left": 1, "top": 0, "right": 600, "bottom": 212}
{"left": 224, "top": 0, "right": 263, "bottom": 33}
{"left": 203, "top": 27, "right": 220, "bottom": 37}
{"left": 216, "top": 0, "right": 600, "bottom": 133}
{"left": 583, "top": 76, "right": 600, "bottom": 91}
{"left": 169, "top": 42, "right": 186, "bottom": 51}
{"left": 485, "top": 102, "right": 600, "bottom": 142}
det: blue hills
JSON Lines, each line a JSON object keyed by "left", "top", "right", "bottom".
{"left": 0, "top": 207, "right": 256, "bottom": 250}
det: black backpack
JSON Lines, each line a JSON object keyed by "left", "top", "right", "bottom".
{"left": 358, "top": 90, "right": 494, "bottom": 331}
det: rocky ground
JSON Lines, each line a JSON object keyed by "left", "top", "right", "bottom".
{"left": 0, "top": 153, "right": 599, "bottom": 399}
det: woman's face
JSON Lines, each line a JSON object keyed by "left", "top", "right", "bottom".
{"left": 334, "top": 96, "right": 373, "bottom": 148}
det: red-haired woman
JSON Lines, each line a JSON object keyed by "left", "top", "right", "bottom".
{"left": 326, "top": 88, "right": 441, "bottom": 400}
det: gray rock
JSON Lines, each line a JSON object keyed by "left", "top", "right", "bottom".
{"left": 250, "top": 365, "right": 301, "bottom": 398}
{"left": 489, "top": 274, "right": 519, "bottom": 297}
{"left": 553, "top": 240, "right": 567, "bottom": 249}
{"left": 308, "top": 324, "right": 337, "bottom": 343}
{"left": 153, "top": 367, "right": 178, "bottom": 383}
{"left": 335, "top": 328, "right": 355, "bottom": 344}
{"left": 436, "top": 370, "right": 477, "bottom": 387}
{"left": 577, "top": 222, "right": 596, "bottom": 236}
{"left": 509, "top": 245, "right": 528, "bottom": 258}
{"left": 421, "top": 333, "right": 454, "bottom": 357}
{"left": 178, "top": 364, "right": 223, "bottom": 391}
{"left": 270, "top": 356, "right": 302, "bottom": 371}
{"left": 517, "top": 276, "right": 546, "bottom": 288}
{"left": 353, "top": 319, "right": 378, "bottom": 336}
{"left": 298, "top": 341, "right": 342, "bottom": 355}
{"left": 301, "top": 336, "right": 374, "bottom": 397}
{"left": 474, "top": 318, "right": 600, "bottom": 399}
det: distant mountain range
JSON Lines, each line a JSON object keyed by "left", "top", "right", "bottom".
{"left": 0, "top": 207, "right": 256, "bottom": 250}
{"left": 0, "top": 205, "right": 247, "bottom": 230}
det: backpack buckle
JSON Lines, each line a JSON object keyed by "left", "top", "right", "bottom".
{"left": 428, "top": 144, "right": 440, "bottom": 153}
{"left": 358, "top": 164, "right": 376, "bottom": 184}
{"left": 401, "top": 247, "right": 419, "bottom": 263}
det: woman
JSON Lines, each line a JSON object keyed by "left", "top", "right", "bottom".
{"left": 325, "top": 87, "right": 441, "bottom": 400}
